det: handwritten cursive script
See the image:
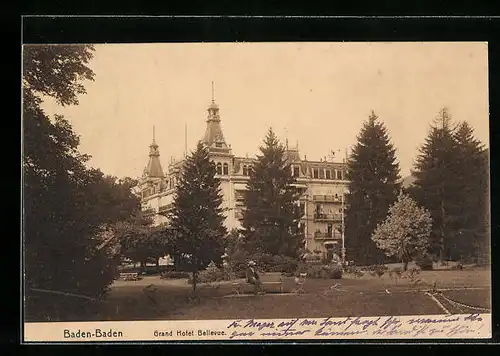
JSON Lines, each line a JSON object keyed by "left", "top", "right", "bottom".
{"left": 225, "top": 313, "right": 490, "bottom": 339}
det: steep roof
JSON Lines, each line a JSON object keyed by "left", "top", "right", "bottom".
{"left": 144, "top": 139, "right": 165, "bottom": 178}
{"left": 202, "top": 100, "right": 231, "bottom": 152}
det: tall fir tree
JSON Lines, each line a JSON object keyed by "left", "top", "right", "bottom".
{"left": 450, "top": 121, "right": 489, "bottom": 261}
{"left": 409, "top": 108, "right": 461, "bottom": 262}
{"left": 345, "top": 111, "right": 401, "bottom": 265}
{"left": 241, "top": 128, "right": 303, "bottom": 258}
{"left": 410, "top": 112, "right": 489, "bottom": 263}
{"left": 169, "top": 142, "right": 227, "bottom": 293}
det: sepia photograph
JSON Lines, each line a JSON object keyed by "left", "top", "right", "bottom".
{"left": 22, "top": 42, "right": 491, "bottom": 341}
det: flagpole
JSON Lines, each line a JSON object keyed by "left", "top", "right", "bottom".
{"left": 341, "top": 146, "right": 347, "bottom": 265}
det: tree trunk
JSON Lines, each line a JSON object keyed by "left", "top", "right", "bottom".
{"left": 140, "top": 261, "right": 145, "bottom": 275}
{"left": 156, "top": 258, "right": 160, "bottom": 274}
{"left": 191, "top": 271, "right": 197, "bottom": 293}
{"left": 439, "top": 193, "right": 446, "bottom": 262}
{"left": 403, "top": 261, "right": 408, "bottom": 271}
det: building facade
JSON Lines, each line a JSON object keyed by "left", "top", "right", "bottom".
{"left": 137, "top": 98, "right": 349, "bottom": 260}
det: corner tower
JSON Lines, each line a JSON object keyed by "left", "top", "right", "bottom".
{"left": 138, "top": 126, "right": 165, "bottom": 200}
{"left": 201, "top": 82, "right": 231, "bottom": 155}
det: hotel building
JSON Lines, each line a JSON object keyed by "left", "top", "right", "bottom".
{"left": 137, "top": 97, "right": 349, "bottom": 260}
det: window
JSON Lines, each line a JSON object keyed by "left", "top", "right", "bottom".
{"left": 325, "top": 169, "right": 331, "bottom": 179}
{"left": 299, "top": 202, "right": 305, "bottom": 217}
{"left": 248, "top": 166, "right": 253, "bottom": 175}
{"left": 319, "top": 168, "right": 325, "bottom": 179}
{"left": 337, "top": 170, "right": 343, "bottom": 180}
{"left": 215, "top": 142, "right": 223, "bottom": 148}
{"left": 242, "top": 165, "right": 248, "bottom": 176}
{"left": 293, "top": 166, "right": 300, "bottom": 177}
{"left": 313, "top": 168, "right": 319, "bottom": 179}
{"left": 327, "top": 224, "right": 333, "bottom": 237}
{"left": 223, "top": 163, "right": 229, "bottom": 175}
{"left": 216, "top": 162, "right": 222, "bottom": 175}
{"left": 315, "top": 204, "right": 321, "bottom": 217}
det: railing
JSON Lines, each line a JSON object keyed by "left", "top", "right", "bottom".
{"left": 158, "top": 204, "right": 173, "bottom": 215}
{"left": 313, "top": 213, "right": 343, "bottom": 222}
{"left": 313, "top": 195, "right": 342, "bottom": 202}
{"left": 142, "top": 207, "right": 155, "bottom": 215}
{"left": 314, "top": 232, "right": 341, "bottom": 240}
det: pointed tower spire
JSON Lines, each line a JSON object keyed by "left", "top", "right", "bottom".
{"left": 143, "top": 125, "right": 164, "bottom": 178}
{"left": 202, "top": 82, "right": 230, "bottom": 153}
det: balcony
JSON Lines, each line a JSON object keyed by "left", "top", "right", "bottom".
{"left": 314, "top": 231, "right": 341, "bottom": 240}
{"left": 313, "top": 195, "right": 342, "bottom": 203}
{"left": 142, "top": 207, "right": 156, "bottom": 216}
{"left": 158, "top": 204, "right": 173, "bottom": 216}
{"left": 313, "top": 213, "right": 343, "bottom": 222}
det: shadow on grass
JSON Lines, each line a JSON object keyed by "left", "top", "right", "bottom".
{"left": 24, "top": 269, "right": 491, "bottom": 322}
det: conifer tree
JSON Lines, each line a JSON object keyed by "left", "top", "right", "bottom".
{"left": 409, "top": 109, "right": 457, "bottom": 261}
{"left": 241, "top": 128, "right": 303, "bottom": 258}
{"left": 450, "top": 121, "right": 489, "bottom": 261}
{"left": 345, "top": 111, "right": 401, "bottom": 265}
{"left": 169, "top": 142, "right": 227, "bottom": 293}
{"left": 410, "top": 111, "right": 489, "bottom": 263}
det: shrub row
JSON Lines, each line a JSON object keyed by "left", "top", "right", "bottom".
{"left": 160, "top": 271, "right": 190, "bottom": 279}
{"left": 296, "top": 264, "right": 343, "bottom": 279}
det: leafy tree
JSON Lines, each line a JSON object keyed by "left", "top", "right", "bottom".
{"left": 169, "top": 142, "right": 227, "bottom": 293}
{"left": 23, "top": 44, "right": 95, "bottom": 106}
{"left": 345, "top": 111, "right": 401, "bottom": 265}
{"left": 241, "top": 128, "right": 304, "bottom": 258}
{"left": 23, "top": 45, "right": 139, "bottom": 321}
{"left": 371, "top": 193, "right": 432, "bottom": 270}
{"left": 115, "top": 221, "right": 174, "bottom": 273}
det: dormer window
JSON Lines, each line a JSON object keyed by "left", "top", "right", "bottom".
{"left": 293, "top": 166, "right": 300, "bottom": 177}
{"left": 223, "top": 163, "right": 229, "bottom": 175}
{"left": 242, "top": 165, "right": 248, "bottom": 176}
{"left": 216, "top": 142, "right": 223, "bottom": 148}
{"left": 216, "top": 162, "right": 222, "bottom": 175}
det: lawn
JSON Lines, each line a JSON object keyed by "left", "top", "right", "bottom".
{"left": 87, "top": 267, "right": 491, "bottom": 322}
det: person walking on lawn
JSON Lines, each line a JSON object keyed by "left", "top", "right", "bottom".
{"left": 246, "top": 260, "right": 264, "bottom": 295}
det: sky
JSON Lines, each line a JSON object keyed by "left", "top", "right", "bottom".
{"left": 40, "top": 42, "right": 489, "bottom": 179}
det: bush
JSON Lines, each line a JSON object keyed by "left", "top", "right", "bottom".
{"left": 160, "top": 271, "right": 190, "bottom": 279}
{"left": 415, "top": 254, "right": 434, "bottom": 271}
{"left": 296, "top": 264, "right": 342, "bottom": 279}
{"left": 245, "top": 253, "right": 299, "bottom": 274}
{"left": 188, "top": 264, "right": 225, "bottom": 284}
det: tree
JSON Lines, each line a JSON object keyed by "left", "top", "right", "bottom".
{"left": 241, "top": 128, "right": 304, "bottom": 258}
{"left": 23, "top": 44, "right": 95, "bottom": 106}
{"left": 371, "top": 193, "right": 432, "bottom": 270}
{"left": 345, "top": 111, "right": 401, "bottom": 265}
{"left": 451, "top": 122, "right": 489, "bottom": 262}
{"left": 409, "top": 112, "right": 489, "bottom": 263}
{"left": 169, "top": 142, "right": 227, "bottom": 293}
{"left": 23, "top": 45, "right": 139, "bottom": 321}
{"left": 115, "top": 221, "right": 174, "bottom": 273}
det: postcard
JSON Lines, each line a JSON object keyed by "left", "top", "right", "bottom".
{"left": 22, "top": 41, "right": 491, "bottom": 342}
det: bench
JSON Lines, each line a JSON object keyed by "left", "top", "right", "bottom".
{"left": 231, "top": 273, "right": 284, "bottom": 295}
{"left": 120, "top": 272, "right": 139, "bottom": 281}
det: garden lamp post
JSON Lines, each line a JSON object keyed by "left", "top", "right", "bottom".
{"left": 341, "top": 187, "right": 349, "bottom": 265}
